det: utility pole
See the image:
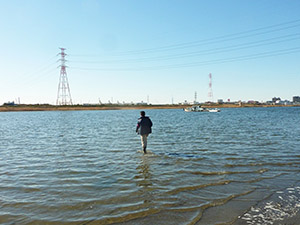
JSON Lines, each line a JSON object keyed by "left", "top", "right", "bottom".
{"left": 56, "top": 48, "right": 73, "bottom": 105}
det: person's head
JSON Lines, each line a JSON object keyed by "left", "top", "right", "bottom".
{"left": 140, "top": 111, "right": 145, "bottom": 117}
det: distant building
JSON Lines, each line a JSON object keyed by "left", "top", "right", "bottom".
{"left": 272, "top": 97, "right": 281, "bottom": 103}
{"left": 272, "top": 100, "right": 292, "bottom": 105}
{"left": 217, "top": 99, "right": 224, "bottom": 104}
{"left": 293, "top": 96, "right": 300, "bottom": 104}
{"left": 136, "top": 101, "right": 147, "bottom": 105}
{"left": 3, "top": 101, "right": 16, "bottom": 106}
{"left": 281, "top": 100, "right": 292, "bottom": 105}
{"left": 248, "top": 100, "right": 259, "bottom": 104}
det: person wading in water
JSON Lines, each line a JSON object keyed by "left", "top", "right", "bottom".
{"left": 136, "top": 111, "right": 153, "bottom": 153}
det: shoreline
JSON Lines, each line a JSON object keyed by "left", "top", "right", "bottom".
{"left": 236, "top": 183, "right": 300, "bottom": 225}
{"left": 0, "top": 104, "right": 298, "bottom": 112}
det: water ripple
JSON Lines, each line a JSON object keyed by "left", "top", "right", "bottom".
{"left": 0, "top": 107, "right": 299, "bottom": 224}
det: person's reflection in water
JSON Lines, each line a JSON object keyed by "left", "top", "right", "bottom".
{"left": 135, "top": 156, "right": 154, "bottom": 204}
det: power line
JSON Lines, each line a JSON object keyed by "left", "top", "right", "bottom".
{"left": 10, "top": 59, "right": 58, "bottom": 89}
{"left": 69, "top": 33, "right": 300, "bottom": 64}
{"left": 21, "top": 67, "right": 58, "bottom": 90}
{"left": 119, "top": 23, "right": 300, "bottom": 55}
{"left": 69, "top": 46, "right": 300, "bottom": 71}
{"left": 70, "top": 19, "right": 300, "bottom": 57}
{"left": 19, "top": 57, "right": 57, "bottom": 79}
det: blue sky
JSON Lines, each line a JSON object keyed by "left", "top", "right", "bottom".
{"left": 0, "top": 0, "right": 300, "bottom": 104}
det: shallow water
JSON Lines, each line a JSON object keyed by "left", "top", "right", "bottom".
{"left": 0, "top": 107, "right": 300, "bottom": 224}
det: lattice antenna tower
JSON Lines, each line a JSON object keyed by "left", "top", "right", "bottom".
{"left": 208, "top": 73, "right": 214, "bottom": 102}
{"left": 56, "top": 48, "right": 73, "bottom": 105}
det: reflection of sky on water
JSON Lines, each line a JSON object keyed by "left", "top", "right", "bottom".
{"left": 1, "top": 107, "right": 300, "bottom": 224}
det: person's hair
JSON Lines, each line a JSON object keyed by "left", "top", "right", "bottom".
{"left": 140, "top": 111, "right": 145, "bottom": 116}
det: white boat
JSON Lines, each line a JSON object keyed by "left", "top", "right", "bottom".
{"left": 184, "top": 105, "right": 204, "bottom": 112}
{"left": 184, "top": 105, "right": 220, "bottom": 112}
{"left": 207, "top": 108, "right": 221, "bottom": 112}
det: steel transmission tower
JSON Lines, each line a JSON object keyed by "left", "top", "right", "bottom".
{"left": 208, "top": 73, "right": 214, "bottom": 102}
{"left": 56, "top": 48, "right": 73, "bottom": 105}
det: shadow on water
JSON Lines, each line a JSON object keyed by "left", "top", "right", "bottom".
{"left": 167, "top": 152, "right": 204, "bottom": 159}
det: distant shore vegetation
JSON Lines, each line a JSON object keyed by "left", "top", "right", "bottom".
{"left": 1, "top": 101, "right": 299, "bottom": 112}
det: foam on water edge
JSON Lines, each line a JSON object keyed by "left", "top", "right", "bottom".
{"left": 237, "top": 186, "right": 300, "bottom": 224}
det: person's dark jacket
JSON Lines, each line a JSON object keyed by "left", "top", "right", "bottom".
{"left": 136, "top": 116, "right": 153, "bottom": 135}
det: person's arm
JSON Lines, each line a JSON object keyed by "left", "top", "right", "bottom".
{"left": 136, "top": 119, "right": 141, "bottom": 133}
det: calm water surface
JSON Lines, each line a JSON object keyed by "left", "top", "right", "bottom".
{"left": 0, "top": 107, "right": 300, "bottom": 225}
